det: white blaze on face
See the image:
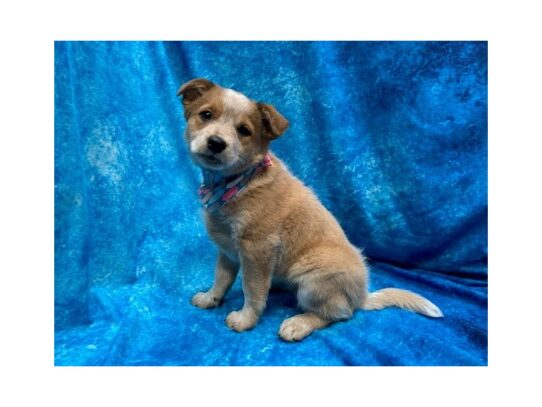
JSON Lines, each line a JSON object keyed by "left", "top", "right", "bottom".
{"left": 222, "top": 88, "right": 253, "bottom": 117}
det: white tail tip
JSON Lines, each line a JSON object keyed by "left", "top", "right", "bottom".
{"left": 422, "top": 302, "right": 444, "bottom": 318}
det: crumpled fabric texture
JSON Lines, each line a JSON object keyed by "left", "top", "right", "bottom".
{"left": 54, "top": 41, "right": 487, "bottom": 365}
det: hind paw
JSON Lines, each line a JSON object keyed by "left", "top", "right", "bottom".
{"left": 278, "top": 316, "right": 314, "bottom": 342}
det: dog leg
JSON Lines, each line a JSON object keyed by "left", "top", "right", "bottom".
{"left": 278, "top": 259, "right": 364, "bottom": 341}
{"left": 192, "top": 252, "right": 239, "bottom": 309}
{"left": 278, "top": 312, "right": 330, "bottom": 342}
{"left": 225, "top": 253, "right": 273, "bottom": 332}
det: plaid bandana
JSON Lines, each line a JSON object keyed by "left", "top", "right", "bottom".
{"left": 198, "top": 153, "right": 273, "bottom": 212}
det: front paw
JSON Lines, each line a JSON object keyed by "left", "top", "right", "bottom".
{"left": 191, "top": 291, "right": 220, "bottom": 309}
{"left": 225, "top": 309, "right": 257, "bottom": 332}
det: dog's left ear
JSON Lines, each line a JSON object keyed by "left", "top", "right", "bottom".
{"left": 258, "top": 103, "right": 289, "bottom": 140}
{"left": 177, "top": 78, "right": 215, "bottom": 106}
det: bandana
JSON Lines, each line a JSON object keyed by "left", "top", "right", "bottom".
{"left": 198, "top": 153, "right": 273, "bottom": 212}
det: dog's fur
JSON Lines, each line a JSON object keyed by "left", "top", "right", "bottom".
{"left": 178, "top": 78, "right": 443, "bottom": 342}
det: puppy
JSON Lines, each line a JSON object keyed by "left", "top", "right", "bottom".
{"left": 178, "top": 78, "right": 443, "bottom": 342}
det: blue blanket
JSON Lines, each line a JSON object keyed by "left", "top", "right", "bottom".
{"left": 54, "top": 41, "right": 487, "bottom": 366}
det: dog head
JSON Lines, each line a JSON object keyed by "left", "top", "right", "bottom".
{"left": 177, "top": 78, "right": 289, "bottom": 174}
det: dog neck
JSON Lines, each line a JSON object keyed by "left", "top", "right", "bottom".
{"left": 198, "top": 153, "right": 273, "bottom": 212}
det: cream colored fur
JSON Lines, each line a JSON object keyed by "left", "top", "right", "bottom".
{"left": 178, "top": 78, "right": 443, "bottom": 342}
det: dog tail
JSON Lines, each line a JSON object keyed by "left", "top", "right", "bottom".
{"left": 361, "top": 288, "right": 443, "bottom": 318}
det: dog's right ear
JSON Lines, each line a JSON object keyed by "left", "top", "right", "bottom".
{"left": 177, "top": 78, "right": 215, "bottom": 107}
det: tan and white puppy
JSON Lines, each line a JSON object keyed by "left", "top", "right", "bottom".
{"left": 178, "top": 78, "right": 443, "bottom": 342}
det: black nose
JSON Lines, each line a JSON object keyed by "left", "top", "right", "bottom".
{"left": 207, "top": 135, "right": 227, "bottom": 154}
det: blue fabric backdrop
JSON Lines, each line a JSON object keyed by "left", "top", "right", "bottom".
{"left": 54, "top": 41, "right": 487, "bottom": 366}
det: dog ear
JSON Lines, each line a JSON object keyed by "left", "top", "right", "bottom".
{"left": 177, "top": 78, "right": 215, "bottom": 106}
{"left": 258, "top": 103, "right": 289, "bottom": 140}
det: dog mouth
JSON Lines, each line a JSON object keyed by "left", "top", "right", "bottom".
{"left": 194, "top": 152, "right": 223, "bottom": 166}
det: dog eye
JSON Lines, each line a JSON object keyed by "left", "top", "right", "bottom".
{"left": 199, "top": 110, "right": 212, "bottom": 121}
{"left": 237, "top": 125, "right": 251, "bottom": 137}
